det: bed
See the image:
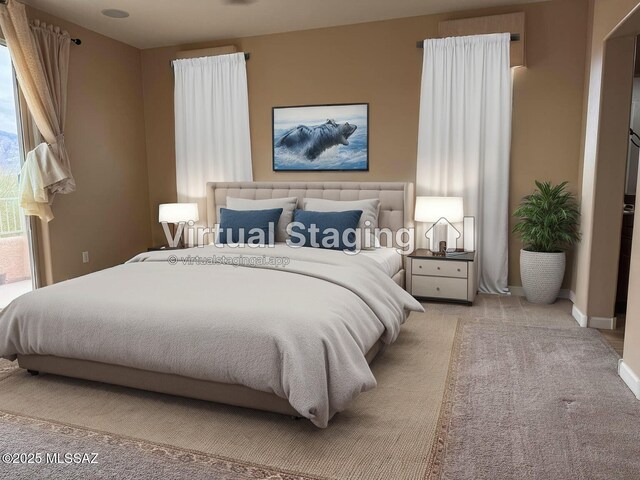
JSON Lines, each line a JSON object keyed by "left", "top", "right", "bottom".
{"left": 0, "top": 182, "right": 421, "bottom": 428}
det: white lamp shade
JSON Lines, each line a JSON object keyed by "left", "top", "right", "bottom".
{"left": 158, "top": 203, "right": 199, "bottom": 223}
{"left": 415, "top": 196, "right": 464, "bottom": 223}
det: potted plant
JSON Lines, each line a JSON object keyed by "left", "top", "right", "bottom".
{"left": 513, "top": 181, "right": 580, "bottom": 304}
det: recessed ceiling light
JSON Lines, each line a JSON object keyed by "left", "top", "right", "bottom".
{"left": 101, "top": 9, "right": 130, "bottom": 19}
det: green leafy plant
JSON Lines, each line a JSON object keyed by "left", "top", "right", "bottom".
{"left": 513, "top": 181, "right": 580, "bottom": 253}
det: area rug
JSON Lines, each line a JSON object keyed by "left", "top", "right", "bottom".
{"left": 428, "top": 320, "right": 640, "bottom": 480}
{"left": 0, "top": 309, "right": 457, "bottom": 480}
{"left": 0, "top": 410, "right": 316, "bottom": 480}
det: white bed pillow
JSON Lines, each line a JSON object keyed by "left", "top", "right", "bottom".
{"left": 226, "top": 196, "right": 298, "bottom": 242}
{"left": 302, "top": 198, "right": 380, "bottom": 249}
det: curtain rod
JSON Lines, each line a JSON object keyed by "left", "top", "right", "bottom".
{"left": 0, "top": 0, "right": 81, "bottom": 44}
{"left": 416, "top": 33, "right": 520, "bottom": 48}
{"left": 170, "top": 52, "right": 250, "bottom": 66}
{"left": 0, "top": 0, "right": 82, "bottom": 45}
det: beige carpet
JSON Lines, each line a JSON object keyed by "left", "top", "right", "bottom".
{"left": 427, "top": 298, "right": 640, "bottom": 480}
{"left": 0, "top": 309, "right": 457, "bottom": 480}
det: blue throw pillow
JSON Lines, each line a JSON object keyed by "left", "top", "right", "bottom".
{"left": 218, "top": 208, "right": 283, "bottom": 245}
{"left": 289, "top": 209, "right": 363, "bottom": 251}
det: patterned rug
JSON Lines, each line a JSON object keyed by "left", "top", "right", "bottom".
{"left": 1, "top": 356, "right": 317, "bottom": 479}
{"left": 0, "top": 408, "right": 318, "bottom": 480}
{"left": 427, "top": 319, "right": 640, "bottom": 480}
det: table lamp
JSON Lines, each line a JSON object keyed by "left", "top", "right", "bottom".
{"left": 415, "top": 196, "right": 463, "bottom": 255}
{"left": 159, "top": 203, "right": 199, "bottom": 247}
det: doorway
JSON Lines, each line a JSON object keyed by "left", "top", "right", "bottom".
{"left": 603, "top": 35, "right": 640, "bottom": 356}
{"left": 0, "top": 42, "right": 34, "bottom": 308}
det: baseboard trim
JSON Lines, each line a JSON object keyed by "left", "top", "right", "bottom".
{"left": 571, "top": 305, "right": 588, "bottom": 327}
{"left": 588, "top": 316, "right": 617, "bottom": 329}
{"left": 569, "top": 304, "right": 616, "bottom": 329}
{"left": 618, "top": 359, "right": 640, "bottom": 399}
{"left": 509, "top": 287, "right": 615, "bottom": 329}
{"left": 508, "top": 286, "right": 574, "bottom": 301}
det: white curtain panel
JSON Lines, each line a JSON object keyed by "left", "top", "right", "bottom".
{"left": 173, "top": 53, "right": 253, "bottom": 221}
{"left": 416, "top": 33, "right": 512, "bottom": 294}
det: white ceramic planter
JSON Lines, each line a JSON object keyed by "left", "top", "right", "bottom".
{"left": 520, "top": 249, "right": 566, "bottom": 304}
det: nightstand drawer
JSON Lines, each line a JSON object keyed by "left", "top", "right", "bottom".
{"left": 412, "top": 259, "right": 467, "bottom": 278}
{"left": 411, "top": 276, "right": 468, "bottom": 300}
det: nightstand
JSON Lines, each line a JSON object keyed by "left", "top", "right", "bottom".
{"left": 406, "top": 249, "right": 477, "bottom": 305}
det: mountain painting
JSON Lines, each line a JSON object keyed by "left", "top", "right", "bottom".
{"left": 272, "top": 104, "right": 368, "bottom": 171}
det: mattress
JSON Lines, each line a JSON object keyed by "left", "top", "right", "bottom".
{"left": 359, "top": 247, "right": 404, "bottom": 278}
{"left": 267, "top": 243, "right": 403, "bottom": 278}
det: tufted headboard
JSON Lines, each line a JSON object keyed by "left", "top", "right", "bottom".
{"left": 206, "top": 181, "right": 414, "bottom": 247}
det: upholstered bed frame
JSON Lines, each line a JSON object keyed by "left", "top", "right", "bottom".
{"left": 207, "top": 181, "right": 414, "bottom": 286}
{"left": 18, "top": 181, "right": 415, "bottom": 419}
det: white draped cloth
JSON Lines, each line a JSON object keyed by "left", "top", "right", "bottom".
{"left": 19, "top": 141, "right": 71, "bottom": 219}
{"left": 173, "top": 53, "right": 253, "bottom": 222}
{"left": 416, "top": 33, "right": 513, "bottom": 294}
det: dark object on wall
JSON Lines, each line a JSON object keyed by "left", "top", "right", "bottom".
{"left": 616, "top": 194, "right": 635, "bottom": 313}
{"left": 272, "top": 103, "right": 369, "bottom": 172}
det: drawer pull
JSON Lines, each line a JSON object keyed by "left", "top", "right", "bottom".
{"left": 436, "top": 287, "right": 440, "bottom": 291}
{"left": 412, "top": 259, "right": 467, "bottom": 278}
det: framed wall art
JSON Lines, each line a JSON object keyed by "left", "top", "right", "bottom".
{"left": 272, "top": 103, "right": 369, "bottom": 171}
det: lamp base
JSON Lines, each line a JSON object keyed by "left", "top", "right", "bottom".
{"left": 429, "top": 223, "right": 449, "bottom": 254}
{"left": 426, "top": 219, "right": 461, "bottom": 254}
{"left": 430, "top": 240, "right": 447, "bottom": 256}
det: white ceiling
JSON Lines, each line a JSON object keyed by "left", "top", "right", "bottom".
{"left": 23, "top": 0, "right": 537, "bottom": 50}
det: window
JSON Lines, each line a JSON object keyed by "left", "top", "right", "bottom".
{"left": 0, "top": 42, "right": 33, "bottom": 307}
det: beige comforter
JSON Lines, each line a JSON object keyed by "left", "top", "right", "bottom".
{"left": 0, "top": 245, "right": 423, "bottom": 427}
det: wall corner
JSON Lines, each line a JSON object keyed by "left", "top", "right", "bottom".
{"left": 618, "top": 359, "right": 640, "bottom": 399}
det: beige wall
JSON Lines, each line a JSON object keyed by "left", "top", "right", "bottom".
{"left": 22, "top": 7, "right": 151, "bottom": 283}
{"left": 141, "top": 0, "right": 589, "bottom": 290}
{"left": 573, "top": 0, "right": 640, "bottom": 321}
{"left": 577, "top": 0, "right": 640, "bottom": 385}
{"left": 508, "top": 0, "right": 588, "bottom": 289}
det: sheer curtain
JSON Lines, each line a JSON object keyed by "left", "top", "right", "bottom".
{"left": 416, "top": 33, "right": 512, "bottom": 294}
{"left": 0, "top": 1, "right": 74, "bottom": 221}
{"left": 173, "top": 53, "right": 253, "bottom": 222}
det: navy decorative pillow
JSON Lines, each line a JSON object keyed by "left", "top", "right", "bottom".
{"left": 289, "top": 209, "right": 363, "bottom": 251}
{"left": 218, "top": 208, "right": 283, "bottom": 245}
